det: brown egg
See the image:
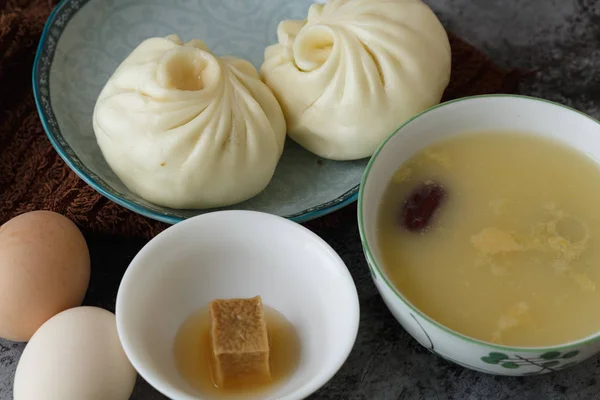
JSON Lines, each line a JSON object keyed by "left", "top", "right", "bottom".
{"left": 0, "top": 211, "right": 90, "bottom": 342}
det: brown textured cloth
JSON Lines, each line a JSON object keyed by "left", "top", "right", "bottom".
{"left": 0, "top": 0, "right": 522, "bottom": 239}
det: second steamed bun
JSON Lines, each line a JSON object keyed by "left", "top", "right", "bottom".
{"left": 261, "top": 0, "right": 452, "bottom": 160}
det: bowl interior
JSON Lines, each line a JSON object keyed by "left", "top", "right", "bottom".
{"left": 116, "top": 211, "right": 359, "bottom": 400}
{"left": 36, "top": 0, "right": 367, "bottom": 224}
{"left": 360, "top": 95, "right": 600, "bottom": 346}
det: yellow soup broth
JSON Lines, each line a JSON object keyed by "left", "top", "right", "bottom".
{"left": 377, "top": 131, "right": 600, "bottom": 347}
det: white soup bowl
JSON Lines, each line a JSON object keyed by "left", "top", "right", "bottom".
{"left": 358, "top": 95, "right": 600, "bottom": 376}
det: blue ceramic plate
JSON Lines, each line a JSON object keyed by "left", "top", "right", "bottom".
{"left": 33, "top": 0, "right": 367, "bottom": 224}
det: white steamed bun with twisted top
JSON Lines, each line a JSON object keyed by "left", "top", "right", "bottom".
{"left": 260, "top": 0, "right": 452, "bottom": 161}
{"left": 93, "top": 35, "right": 286, "bottom": 209}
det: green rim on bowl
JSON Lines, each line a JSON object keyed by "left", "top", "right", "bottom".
{"left": 31, "top": 0, "right": 359, "bottom": 226}
{"left": 357, "top": 93, "right": 600, "bottom": 353}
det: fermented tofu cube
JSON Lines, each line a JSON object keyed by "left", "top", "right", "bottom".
{"left": 209, "top": 296, "right": 271, "bottom": 387}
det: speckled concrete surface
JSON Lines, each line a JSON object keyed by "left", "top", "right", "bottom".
{"left": 3, "top": 0, "right": 600, "bottom": 399}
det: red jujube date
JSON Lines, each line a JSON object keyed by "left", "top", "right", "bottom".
{"left": 399, "top": 181, "right": 447, "bottom": 233}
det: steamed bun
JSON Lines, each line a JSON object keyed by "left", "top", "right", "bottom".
{"left": 93, "top": 35, "right": 286, "bottom": 209}
{"left": 260, "top": 0, "right": 451, "bottom": 161}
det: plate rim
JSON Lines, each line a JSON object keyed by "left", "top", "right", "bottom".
{"left": 31, "top": 0, "right": 360, "bottom": 225}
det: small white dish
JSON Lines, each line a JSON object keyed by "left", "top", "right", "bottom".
{"left": 116, "top": 210, "right": 360, "bottom": 400}
{"left": 359, "top": 94, "right": 600, "bottom": 376}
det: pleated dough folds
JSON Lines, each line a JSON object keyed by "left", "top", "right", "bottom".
{"left": 93, "top": 35, "right": 286, "bottom": 209}
{"left": 261, "top": 0, "right": 451, "bottom": 160}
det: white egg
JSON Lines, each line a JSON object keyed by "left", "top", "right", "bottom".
{"left": 14, "top": 306, "right": 137, "bottom": 400}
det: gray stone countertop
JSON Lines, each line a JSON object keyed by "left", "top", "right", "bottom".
{"left": 3, "top": 0, "right": 600, "bottom": 399}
